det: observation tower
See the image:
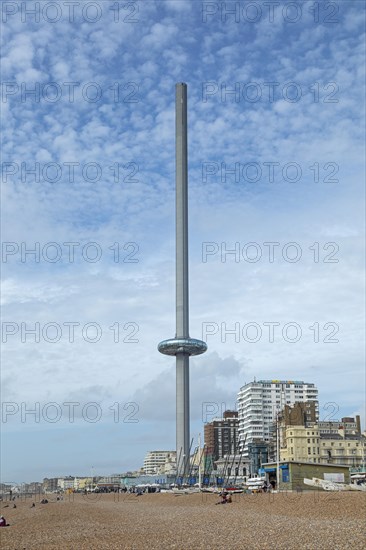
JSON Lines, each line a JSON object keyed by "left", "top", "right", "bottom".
{"left": 158, "top": 83, "right": 207, "bottom": 478}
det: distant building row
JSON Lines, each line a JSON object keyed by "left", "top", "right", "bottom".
{"left": 203, "top": 379, "right": 365, "bottom": 473}
{"left": 143, "top": 451, "right": 177, "bottom": 475}
{"left": 140, "top": 379, "right": 364, "bottom": 477}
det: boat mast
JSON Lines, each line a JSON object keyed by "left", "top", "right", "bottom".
{"left": 276, "top": 411, "right": 280, "bottom": 491}
{"left": 198, "top": 433, "right": 202, "bottom": 489}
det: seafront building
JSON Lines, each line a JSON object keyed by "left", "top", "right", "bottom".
{"left": 267, "top": 401, "right": 319, "bottom": 461}
{"left": 143, "top": 451, "right": 176, "bottom": 475}
{"left": 73, "top": 477, "right": 93, "bottom": 491}
{"left": 42, "top": 478, "right": 59, "bottom": 492}
{"left": 57, "top": 476, "right": 74, "bottom": 491}
{"left": 318, "top": 416, "right": 362, "bottom": 437}
{"left": 237, "top": 379, "right": 319, "bottom": 457}
{"left": 213, "top": 454, "right": 249, "bottom": 478}
{"left": 204, "top": 410, "right": 239, "bottom": 461}
{"left": 279, "top": 409, "right": 365, "bottom": 467}
{"left": 319, "top": 417, "right": 365, "bottom": 467}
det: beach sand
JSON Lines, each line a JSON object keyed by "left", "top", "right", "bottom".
{"left": 1, "top": 491, "right": 365, "bottom": 549}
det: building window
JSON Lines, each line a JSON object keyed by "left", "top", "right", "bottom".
{"left": 308, "top": 447, "right": 311, "bottom": 455}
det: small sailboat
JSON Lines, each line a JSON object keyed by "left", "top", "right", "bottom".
{"left": 304, "top": 477, "right": 366, "bottom": 491}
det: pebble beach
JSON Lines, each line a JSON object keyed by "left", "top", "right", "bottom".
{"left": 1, "top": 491, "right": 365, "bottom": 550}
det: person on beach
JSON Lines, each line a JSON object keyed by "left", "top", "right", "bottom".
{"left": 0, "top": 515, "right": 9, "bottom": 527}
{"left": 216, "top": 492, "right": 228, "bottom": 505}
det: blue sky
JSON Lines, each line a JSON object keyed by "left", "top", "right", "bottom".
{"left": 1, "top": 0, "right": 365, "bottom": 483}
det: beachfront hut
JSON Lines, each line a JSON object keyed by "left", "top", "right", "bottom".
{"left": 261, "top": 461, "right": 350, "bottom": 491}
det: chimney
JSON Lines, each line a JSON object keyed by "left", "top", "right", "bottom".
{"left": 356, "top": 415, "right": 361, "bottom": 434}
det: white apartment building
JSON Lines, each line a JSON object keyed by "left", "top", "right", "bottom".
{"left": 57, "top": 476, "right": 75, "bottom": 491}
{"left": 143, "top": 450, "right": 176, "bottom": 475}
{"left": 237, "top": 379, "right": 319, "bottom": 456}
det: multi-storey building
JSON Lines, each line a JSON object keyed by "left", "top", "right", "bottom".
{"left": 267, "top": 401, "right": 319, "bottom": 461}
{"left": 204, "top": 410, "right": 239, "bottom": 461}
{"left": 318, "top": 416, "right": 361, "bottom": 437}
{"left": 279, "top": 412, "right": 365, "bottom": 468}
{"left": 319, "top": 435, "right": 365, "bottom": 467}
{"left": 57, "top": 476, "right": 75, "bottom": 491}
{"left": 319, "top": 415, "right": 364, "bottom": 467}
{"left": 281, "top": 401, "right": 318, "bottom": 427}
{"left": 22, "top": 482, "right": 43, "bottom": 494}
{"left": 281, "top": 425, "right": 321, "bottom": 463}
{"left": 237, "top": 379, "right": 318, "bottom": 457}
{"left": 42, "top": 477, "right": 59, "bottom": 493}
{"left": 143, "top": 451, "right": 176, "bottom": 475}
{"left": 73, "top": 477, "right": 93, "bottom": 491}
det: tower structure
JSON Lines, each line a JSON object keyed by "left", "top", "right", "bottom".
{"left": 158, "top": 83, "right": 207, "bottom": 478}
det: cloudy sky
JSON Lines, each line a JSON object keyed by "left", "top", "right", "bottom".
{"left": 1, "top": 0, "right": 365, "bottom": 483}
